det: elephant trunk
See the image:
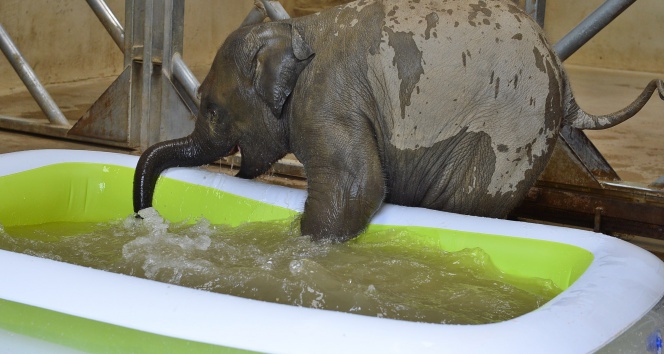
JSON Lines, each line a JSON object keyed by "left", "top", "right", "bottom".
{"left": 133, "top": 133, "right": 222, "bottom": 213}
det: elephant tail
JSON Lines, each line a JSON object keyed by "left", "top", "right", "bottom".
{"left": 562, "top": 77, "right": 664, "bottom": 130}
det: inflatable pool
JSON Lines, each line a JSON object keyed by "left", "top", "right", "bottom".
{"left": 0, "top": 149, "right": 662, "bottom": 353}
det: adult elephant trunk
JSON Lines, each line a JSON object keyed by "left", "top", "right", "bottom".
{"left": 133, "top": 132, "right": 223, "bottom": 214}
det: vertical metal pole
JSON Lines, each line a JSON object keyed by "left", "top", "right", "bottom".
{"left": 0, "top": 23, "right": 70, "bottom": 127}
{"left": 86, "top": 0, "right": 125, "bottom": 52}
{"left": 125, "top": 0, "right": 194, "bottom": 150}
{"left": 554, "top": 0, "right": 637, "bottom": 61}
{"left": 525, "top": 0, "right": 546, "bottom": 27}
{"left": 172, "top": 54, "right": 200, "bottom": 107}
{"left": 124, "top": 0, "right": 136, "bottom": 68}
{"left": 241, "top": 5, "right": 268, "bottom": 27}
{"left": 261, "top": 0, "right": 290, "bottom": 20}
{"left": 159, "top": 0, "right": 197, "bottom": 139}
{"left": 139, "top": 0, "right": 155, "bottom": 149}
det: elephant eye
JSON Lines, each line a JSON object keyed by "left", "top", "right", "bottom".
{"left": 205, "top": 103, "right": 228, "bottom": 122}
{"left": 206, "top": 104, "right": 219, "bottom": 118}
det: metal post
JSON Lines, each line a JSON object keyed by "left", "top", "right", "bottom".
{"left": 86, "top": 0, "right": 124, "bottom": 51}
{"left": 0, "top": 23, "right": 70, "bottom": 127}
{"left": 241, "top": 5, "right": 268, "bottom": 27}
{"left": 85, "top": 0, "right": 200, "bottom": 110}
{"left": 0, "top": 0, "right": 289, "bottom": 147}
{"left": 138, "top": 0, "right": 155, "bottom": 149}
{"left": 69, "top": 0, "right": 200, "bottom": 149}
{"left": 119, "top": 0, "right": 198, "bottom": 149}
{"left": 172, "top": 53, "right": 200, "bottom": 107}
{"left": 239, "top": 2, "right": 290, "bottom": 33}
{"left": 554, "top": 0, "right": 637, "bottom": 61}
{"left": 525, "top": 0, "right": 546, "bottom": 27}
{"left": 261, "top": 0, "right": 290, "bottom": 20}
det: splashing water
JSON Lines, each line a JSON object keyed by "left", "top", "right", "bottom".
{"left": 0, "top": 210, "right": 560, "bottom": 324}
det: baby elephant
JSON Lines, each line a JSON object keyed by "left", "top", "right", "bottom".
{"left": 134, "top": 0, "right": 664, "bottom": 241}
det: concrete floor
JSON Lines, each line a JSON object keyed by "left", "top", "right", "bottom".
{"left": 569, "top": 66, "right": 664, "bottom": 185}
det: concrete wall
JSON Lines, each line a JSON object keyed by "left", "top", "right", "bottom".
{"left": 543, "top": 0, "right": 664, "bottom": 74}
{"left": 0, "top": 0, "right": 125, "bottom": 93}
{"left": 0, "top": 0, "right": 661, "bottom": 95}
{"left": 0, "top": 0, "right": 253, "bottom": 94}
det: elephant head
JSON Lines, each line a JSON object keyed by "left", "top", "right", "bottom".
{"left": 133, "top": 22, "right": 315, "bottom": 213}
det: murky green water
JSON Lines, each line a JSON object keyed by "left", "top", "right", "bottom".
{"left": 0, "top": 209, "right": 560, "bottom": 324}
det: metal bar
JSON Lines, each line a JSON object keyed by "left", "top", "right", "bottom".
{"left": 241, "top": 5, "right": 268, "bottom": 27}
{"left": 157, "top": 0, "right": 199, "bottom": 143}
{"left": 554, "top": 0, "right": 637, "bottom": 61}
{"left": 0, "top": 115, "right": 69, "bottom": 138}
{"left": 139, "top": 0, "right": 155, "bottom": 149}
{"left": 525, "top": 0, "right": 546, "bottom": 27}
{"left": 161, "top": 0, "right": 176, "bottom": 71}
{"left": 86, "top": 0, "right": 125, "bottom": 52}
{"left": 260, "top": 0, "right": 290, "bottom": 20}
{"left": 172, "top": 53, "right": 200, "bottom": 106}
{"left": 560, "top": 126, "right": 619, "bottom": 180}
{"left": 0, "top": 24, "right": 70, "bottom": 127}
{"left": 123, "top": 0, "right": 135, "bottom": 68}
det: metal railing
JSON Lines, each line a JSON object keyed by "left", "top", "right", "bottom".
{"left": 554, "top": 0, "right": 638, "bottom": 61}
{"left": 0, "top": 24, "right": 70, "bottom": 128}
{"left": 0, "top": 0, "right": 292, "bottom": 150}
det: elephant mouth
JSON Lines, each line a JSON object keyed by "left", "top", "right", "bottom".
{"left": 226, "top": 145, "right": 239, "bottom": 157}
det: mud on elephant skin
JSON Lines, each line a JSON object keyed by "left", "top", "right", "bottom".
{"left": 133, "top": 0, "right": 664, "bottom": 242}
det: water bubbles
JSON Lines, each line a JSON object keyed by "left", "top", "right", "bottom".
{"left": 289, "top": 259, "right": 304, "bottom": 275}
{"left": 120, "top": 209, "right": 218, "bottom": 285}
{"left": 0, "top": 216, "right": 562, "bottom": 325}
{"left": 136, "top": 207, "right": 169, "bottom": 235}
{"left": 308, "top": 286, "right": 325, "bottom": 309}
{"left": 260, "top": 258, "right": 274, "bottom": 271}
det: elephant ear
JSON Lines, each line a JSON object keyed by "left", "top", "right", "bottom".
{"left": 251, "top": 23, "right": 315, "bottom": 118}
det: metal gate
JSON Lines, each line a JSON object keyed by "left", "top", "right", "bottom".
{"left": 0, "top": 0, "right": 286, "bottom": 150}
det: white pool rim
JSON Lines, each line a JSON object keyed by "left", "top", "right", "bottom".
{"left": 0, "top": 149, "right": 663, "bottom": 353}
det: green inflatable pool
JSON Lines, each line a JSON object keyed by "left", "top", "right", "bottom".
{"left": 0, "top": 149, "right": 662, "bottom": 353}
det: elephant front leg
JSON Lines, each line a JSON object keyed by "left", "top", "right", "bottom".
{"left": 299, "top": 144, "right": 385, "bottom": 243}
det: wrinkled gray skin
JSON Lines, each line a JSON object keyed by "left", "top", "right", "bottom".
{"left": 134, "top": 0, "right": 664, "bottom": 242}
